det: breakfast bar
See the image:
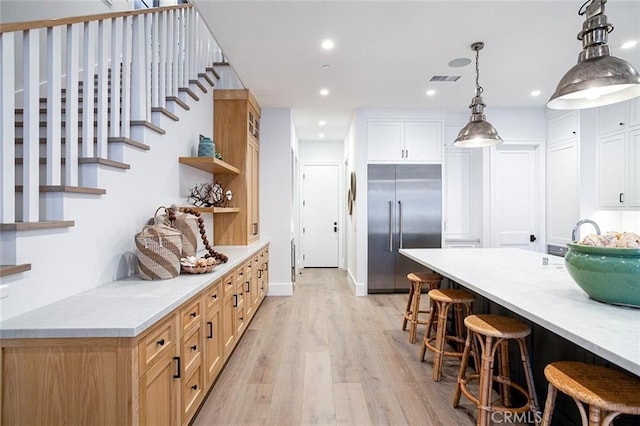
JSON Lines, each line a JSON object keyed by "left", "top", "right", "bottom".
{"left": 399, "top": 248, "right": 640, "bottom": 377}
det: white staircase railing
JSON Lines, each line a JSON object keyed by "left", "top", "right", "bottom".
{"left": 0, "top": 4, "right": 224, "bottom": 225}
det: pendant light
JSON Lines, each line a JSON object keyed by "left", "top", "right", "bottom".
{"left": 547, "top": 0, "right": 640, "bottom": 110}
{"left": 453, "top": 42, "right": 503, "bottom": 148}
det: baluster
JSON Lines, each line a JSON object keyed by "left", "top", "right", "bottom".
{"left": 158, "top": 11, "right": 167, "bottom": 109}
{"left": 170, "top": 9, "right": 179, "bottom": 97}
{"left": 144, "top": 13, "right": 152, "bottom": 119}
{"left": 178, "top": 8, "right": 186, "bottom": 89}
{"left": 110, "top": 16, "right": 122, "bottom": 138}
{"left": 23, "top": 28, "right": 40, "bottom": 222}
{"left": 186, "top": 7, "right": 194, "bottom": 83}
{"left": 0, "top": 32, "right": 16, "bottom": 223}
{"left": 81, "top": 21, "right": 95, "bottom": 158}
{"left": 121, "top": 15, "right": 132, "bottom": 138}
{"left": 46, "top": 26, "right": 62, "bottom": 186}
{"left": 151, "top": 11, "right": 159, "bottom": 109}
{"left": 65, "top": 23, "right": 80, "bottom": 187}
{"left": 96, "top": 19, "right": 109, "bottom": 159}
{"left": 131, "top": 14, "right": 146, "bottom": 123}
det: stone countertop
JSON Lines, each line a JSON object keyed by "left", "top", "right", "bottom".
{"left": 400, "top": 248, "right": 640, "bottom": 377}
{"left": 0, "top": 241, "right": 269, "bottom": 339}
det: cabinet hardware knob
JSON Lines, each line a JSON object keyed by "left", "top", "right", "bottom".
{"left": 572, "top": 131, "right": 576, "bottom": 135}
{"left": 620, "top": 122, "right": 625, "bottom": 126}
{"left": 191, "top": 384, "right": 198, "bottom": 391}
{"left": 239, "top": 317, "right": 244, "bottom": 321}
{"left": 190, "top": 312, "right": 197, "bottom": 318}
{"left": 620, "top": 193, "right": 625, "bottom": 203}
{"left": 157, "top": 339, "right": 165, "bottom": 346}
{"left": 212, "top": 294, "right": 217, "bottom": 299}
{"left": 191, "top": 345, "right": 197, "bottom": 351}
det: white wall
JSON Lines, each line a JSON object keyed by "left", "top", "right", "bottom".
{"left": 260, "top": 108, "right": 294, "bottom": 296}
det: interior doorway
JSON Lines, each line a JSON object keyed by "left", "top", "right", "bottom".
{"left": 301, "top": 163, "right": 340, "bottom": 267}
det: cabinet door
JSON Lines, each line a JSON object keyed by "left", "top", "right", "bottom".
{"left": 598, "top": 132, "right": 627, "bottom": 207}
{"left": 404, "top": 121, "right": 442, "bottom": 162}
{"left": 547, "top": 111, "right": 578, "bottom": 143}
{"left": 547, "top": 140, "right": 579, "bottom": 245}
{"left": 139, "top": 351, "right": 180, "bottom": 426}
{"left": 221, "top": 274, "right": 236, "bottom": 359}
{"left": 629, "top": 128, "right": 640, "bottom": 207}
{"left": 444, "top": 149, "right": 473, "bottom": 237}
{"left": 204, "top": 304, "right": 222, "bottom": 386}
{"left": 367, "top": 121, "right": 403, "bottom": 161}
{"left": 249, "top": 140, "right": 260, "bottom": 240}
{"left": 599, "top": 102, "right": 628, "bottom": 135}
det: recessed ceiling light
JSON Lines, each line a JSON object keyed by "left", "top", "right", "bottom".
{"left": 322, "top": 64, "right": 331, "bottom": 69}
{"left": 319, "top": 120, "right": 326, "bottom": 127}
{"left": 318, "top": 133, "right": 325, "bottom": 139}
{"left": 321, "top": 39, "right": 334, "bottom": 50}
{"left": 621, "top": 40, "right": 638, "bottom": 49}
{"left": 448, "top": 57, "right": 472, "bottom": 68}
{"left": 319, "top": 88, "right": 329, "bottom": 96}
{"left": 426, "top": 89, "right": 436, "bottom": 96}
{"left": 531, "top": 90, "right": 541, "bottom": 97}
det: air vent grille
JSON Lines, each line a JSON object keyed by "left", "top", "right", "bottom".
{"left": 429, "top": 75, "right": 461, "bottom": 82}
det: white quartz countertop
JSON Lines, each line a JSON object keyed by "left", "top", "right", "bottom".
{"left": 400, "top": 248, "right": 640, "bottom": 377}
{"left": 0, "top": 241, "right": 269, "bottom": 339}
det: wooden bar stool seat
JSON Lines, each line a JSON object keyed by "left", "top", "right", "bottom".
{"left": 402, "top": 272, "right": 442, "bottom": 343}
{"left": 419, "top": 288, "right": 475, "bottom": 382}
{"left": 542, "top": 361, "right": 640, "bottom": 426}
{"left": 453, "top": 314, "right": 540, "bottom": 426}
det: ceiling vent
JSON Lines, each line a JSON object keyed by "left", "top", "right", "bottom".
{"left": 429, "top": 75, "right": 461, "bottom": 82}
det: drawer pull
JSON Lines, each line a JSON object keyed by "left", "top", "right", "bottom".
{"left": 233, "top": 294, "right": 238, "bottom": 308}
{"left": 191, "top": 384, "right": 198, "bottom": 391}
{"left": 207, "top": 321, "right": 213, "bottom": 339}
{"left": 258, "top": 269, "right": 262, "bottom": 279}
{"left": 173, "top": 357, "right": 181, "bottom": 379}
{"left": 239, "top": 317, "right": 244, "bottom": 321}
{"left": 190, "top": 345, "right": 197, "bottom": 351}
{"left": 157, "top": 339, "right": 165, "bottom": 346}
{"left": 190, "top": 312, "right": 197, "bottom": 318}
{"left": 246, "top": 282, "right": 250, "bottom": 293}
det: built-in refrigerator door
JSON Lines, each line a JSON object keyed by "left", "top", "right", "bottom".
{"left": 367, "top": 164, "right": 397, "bottom": 293}
{"left": 394, "top": 164, "right": 442, "bottom": 290}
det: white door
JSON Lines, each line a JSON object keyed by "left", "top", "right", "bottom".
{"left": 491, "top": 145, "right": 539, "bottom": 250}
{"left": 301, "top": 164, "right": 339, "bottom": 267}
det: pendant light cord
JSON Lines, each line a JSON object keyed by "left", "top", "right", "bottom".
{"left": 475, "top": 46, "right": 484, "bottom": 96}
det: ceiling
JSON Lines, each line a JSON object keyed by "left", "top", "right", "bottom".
{"left": 192, "top": 0, "right": 640, "bottom": 141}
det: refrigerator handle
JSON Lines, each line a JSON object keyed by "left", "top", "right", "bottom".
{"left": 388, "top": 201, "right": 393, "bottom": 252}
{"left": 398, "top": 200, "right": 403, "bottom": 249}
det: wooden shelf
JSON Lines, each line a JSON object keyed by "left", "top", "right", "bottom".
{"left": 0, "top": 263, "right": 31, "bottom": 277}
{"left": 193, "top": 207, "right": 240, "bottom": 214}
{"left": 178, "top": 157, "right": 240, "bottom": 174}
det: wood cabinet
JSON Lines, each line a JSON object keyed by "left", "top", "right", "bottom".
{"left": 367, "top": 120, "right": 443, "bottom": 163}
{"left": 1, "top": 245, "right": 270, "bottom": 426}
{"left": 213, "top": 89, "right": 262, "bottom": 245}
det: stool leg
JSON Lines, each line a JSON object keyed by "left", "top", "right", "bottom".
{"left": 409, "top": 285, "right": 423, "bottom": 343}
{"left": 589, "top": 406, "right": 602, "bottom": 426}
{"left": 452, "top": 330, "right": 474, "bottom": 408}
{"left": 454, "top": 303, "right": 466, "bottom": 354}
{"left": 478, "top": 336, "right": 495, "bottom": 426}
{"left": 432, "top": 301, "right": 450, "bottom": 382}
{"left": 498, "top": 340, "right": 512, "bottom": 407}
{"left": 419, "top": 301, "right": 437, "bottom": 362}
{"left": 402, "top": 283, "right": 415, "bottom": 331}
{"left": 516, "top": 338, "right": 540, "bottom": 424}
{"left": 541, "top": 383, "right": 557, "bottom": 426}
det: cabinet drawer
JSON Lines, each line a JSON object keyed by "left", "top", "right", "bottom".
{"left": 203, "top": 280, "right": 221, "bottom": 311}
{"left": 222, "top": 272, "right": 234, "bottom": 296}
{"left": 235, "top": 264, "right": 246, "bottom": 285}
{"left": 138, "top": 315, "right": 177, "bottom": 374}
{"left": 182, "top": 363, "right": 203, "bottom": 423}
{"left": 180, "top": 298, "right": 202, "bottom": 334}
{"left": 182, "top": 325, "right": 202, "bottom": 374}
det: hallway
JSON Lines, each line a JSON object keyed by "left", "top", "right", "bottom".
{"left": 193, "top": 268, "right": 476, "bottom": 425}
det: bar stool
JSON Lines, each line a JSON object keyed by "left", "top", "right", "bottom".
{"left": 542, "top": 361, "right": 640, "bottom": 426}
{"left": 402, "top": 272, "right": 442, "bottom": 343}
{"left": 419, "top": 288, "right": 475, "bottom": 382}
{"left": 453, "top": 314, "right": 539, "bottom": 426}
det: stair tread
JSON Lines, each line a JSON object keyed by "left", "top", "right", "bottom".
{"left": 206, "top": 66, "right": 222, "bottom": 80}
{"left": 14, "top": 136, "right": 148, "bottom": 149}
{"left": 15, "top": 157, "right": 131, "bottom": 170}
{"left": 178, "top": 87, "right": 200, "bottom": 101}
{"left": 15, "top": 185, "right": 106, "bottom": 195}
{"left": 198, "top": 72, "right": 215, "bottom": 87}
{"left": 189, "top": 79, "right": 208, "bottom": 94}
{"left": 167, "top": 96, "right": 190, "bottom": 111}
{"left": 0, "top": 264, "right": 31, "bottom": 277}
{"left": 0, "top": 221, "right": 75, "bottom": 231}
{"left": 151, "top": 107, "right": 180, "bottom": 122}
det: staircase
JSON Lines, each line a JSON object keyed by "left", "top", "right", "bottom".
{"left": 0, "top": 4, "right": 241, "bottom": 316}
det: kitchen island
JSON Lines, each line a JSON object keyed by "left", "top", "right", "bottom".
{"left": 400, "top": 248, "right": 640, "bottom": 377}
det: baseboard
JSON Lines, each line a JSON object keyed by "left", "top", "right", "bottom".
{"left": 347, "top": 269, "right": 367, "bottom": 297}
{"left": 267, "top": 282, "right": 293, "bottom": 296}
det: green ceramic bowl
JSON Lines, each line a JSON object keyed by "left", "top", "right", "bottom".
{"left": 565, "top": 243, "right": 640, "bottom": 308}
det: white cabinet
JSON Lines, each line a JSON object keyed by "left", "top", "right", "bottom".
{"left": 444, "top": 149, "right": 473, "bottom": 237}
{"left": 547, "top": 140, "right": 580, "bottom": 245}
{"left": 367, "top": 120, "right": 442, "bottom": 163}
{"left": 596, "top": 99, "right": 640, "bottom": 208}
{"left": 548, "top": 111, "right": 579, "bottom": 142}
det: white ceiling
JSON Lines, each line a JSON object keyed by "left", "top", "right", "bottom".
{"left": 192, "top": 0, "right": 640, "bottom": 141}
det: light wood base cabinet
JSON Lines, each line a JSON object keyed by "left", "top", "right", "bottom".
{"left": 1, "top": 245, "right": 269, "bottom": 425}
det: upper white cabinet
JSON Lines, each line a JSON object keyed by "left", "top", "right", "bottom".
{"left": 596, "top": 99, "right": 640, "bottom": 208}
{"left": 367, "top": 120, "right": 442, "bottom": 163}
{"left": 548, "top": 111, "right": 579, "bottom": 143}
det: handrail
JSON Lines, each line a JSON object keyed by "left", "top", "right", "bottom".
{"left": 0, "top": 3, "right": 190, "bottom": 34}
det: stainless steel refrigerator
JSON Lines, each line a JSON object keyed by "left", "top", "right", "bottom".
{"left": 367, "top": 164, "right": 442, "bottom": 293}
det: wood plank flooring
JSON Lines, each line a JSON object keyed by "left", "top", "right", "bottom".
{"left": 192, "top": 268, "right": 478, "bottom": 425}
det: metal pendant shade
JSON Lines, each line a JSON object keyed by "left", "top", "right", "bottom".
{"left": 547, "top": 0, "right": 640, "bottom": 110}
{"left": 454, "top": 42, "right": 503, "bottom": 148}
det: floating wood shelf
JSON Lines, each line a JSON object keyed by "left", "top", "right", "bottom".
{"left": 193, "top": 207, "right": 240, "bottom": 214}
{"left": 178, "top": 157, "right": 240, "bottom": 174}
{"left": 0, "top": 264, "right": 31, "bottom": 277}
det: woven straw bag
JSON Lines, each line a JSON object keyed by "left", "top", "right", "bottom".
{"left": 168, "top": 206, "right": 199, "bottom": 257}
{"left": 135, "top": 223, "right": 183, "bottom": 280}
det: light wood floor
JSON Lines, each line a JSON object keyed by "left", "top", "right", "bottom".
{"left": 192, "top": 268, "right": 479, "bottom": 425}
